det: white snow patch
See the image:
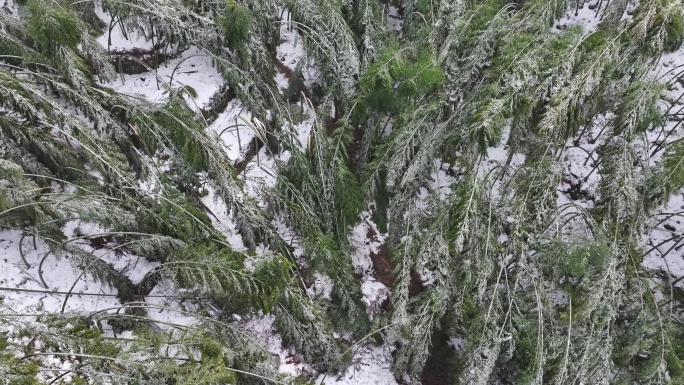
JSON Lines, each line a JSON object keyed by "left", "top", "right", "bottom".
{"left": 554, "top": 1, "right": 604, "bottom": 34}
{"left": 99, "top": 46, "right": 223, "bottom": 111}
{"left": 418, "top": 267, "right": 436, "bottom": 287}
{"left": 348, "top": 213, "right": 383, "bottom": 276}
{"left": 315, "top": 344, "right": 398, "bottom": 385}
{"left": 556, "top": 113, "right": 608, "bottom": 214}
{"left": 244, "top": 314, "right": 311, "bottom": 377}
{"left": 95, "top": 6, "right": 154, "bottom": 52}
{"left": 387, "top": 6, "right": 404, "bottom": 33}
{"left": 275, "top": 10, "right": 305, "bottom": 91}
{"left": 647, "top": 44, "right": 684, "bottom": 163}
{"left": 448, "top": 336, "right": 466, "bottom": 353}
{"left": 643, "top": 191, "right": 684, "bottom": 286}
{"left": 307, "top": 272, "right": 334, "bottom": 300}
{"left": 200, "top": 184, "right": 247, "bottom": 251}
{"left": 0, "top": 229, "right": 121, "bottom": 315}
{"left": 273, "top": 217, "right": 305, "bottom": 260}
{"left": 138, "top": 155, "right": 171, "bottom": 194}
{"left": 239, "top": 146, "right": 289, "bottom": 200}
{"left": 348, "top": 210, "right": 390, "bottom": 318}
{"left": 1, "top": 0, "right": 20, "bottom": 19}
{"left": 208, "top": 99, "right": 256, "bottom": 161}
{"left": 62, "top": 220, "right": 161, "bottom": 285}
{"left": 360, "top": 279, "right": 389, "bottom": 314}
{"left": 479, "top": 124, "right": 526, "bottom": 203}
{"left": 144, "top": 280, "right": 203, "bottom": 329}
{"left": 429, "top": 159, "right": 458, "bottom": 201}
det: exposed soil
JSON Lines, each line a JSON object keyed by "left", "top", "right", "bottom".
{"left": 200, "top": 84, "right": 236, "bottom": 121}
{"left": 420, "top": 330, "right": 457, "bottom": 385}
{"left": 274, "top": 52, "right": 310, "bottom": 99}
{"left": 111, "top": 48, "right": 175, "bottom": 75}
{"left": 346, "top": 123, "right": 366, "bottom": 171}
{"left": 233, "top": 136, "right": 266, "bottom": 174}
{"left": 408, "top": 270, "right": 427, "bottom": 297}
{"left": 366, "top": 226, "right": 394, "bottom": 289}
{"left": 562, "top": 176, "right": 595, "bottom": 202}
{"left": 274, "top": 52, "right": 294, "bottom": 79}
{"left": 324, "top": 116, "right": 338, "bottom": 137}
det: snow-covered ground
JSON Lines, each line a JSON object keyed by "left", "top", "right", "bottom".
{"left": 643, "top": 192, "right": 684, "bottom": 286}
{"left": 95, "top": 5, "right": 154, "bottom": 52}
{"left": 208, "top": 99, "right": 258, "bottom": 161}
{"left": 642, "top": 38, "right": 684, "bottom": 287}
{"left": 99, "top": 46, "right": 223, "bottom": 111}
{"left": 0, "top": 229, "right": 121, "bottom": 315}
{"left": 349, "top": 211, "right": 390, "bottom": 318}
{"left": 554, "top": 1, "right": 604, "bottom": 33}
{"left": 387, "top": 6, "right": 404, "bottom": 34}
{"left": 315, "top": 344, "right": 398, "bottom": 385}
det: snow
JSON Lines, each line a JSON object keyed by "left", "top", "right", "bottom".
{"left": 199, "top": 185, "right": 248, "bottom": 251}
{"left": 99, "top": 46, "right": 223, "bottom": 111}
{"left": 277, "top": 11, "right": 305, "bottom": 74}
{"left": 239, "top": 146, "right": 289, "bottom": 198}
{"left": 0, "top": 229, "right": 121, "bottom": 315}
{"left": 7, "top": 1, "right": 684, "bottom": 383}
{"left": 244, "top": 314, "right": 311, "bottom": 377}
{"left": 307, "top": 272, "right": 334, "bottom": 300}
{"left": 95, "top": 6, "right": 154, "bottom": 52}
{"left": 641, "top": 33, "right": 684, "bottom": 286}
{"left": 643, "top": 191, "right": 684, "bottom": 287}
{"left": 1, "top": 0, "right": 20, "bottom": 19}
{"left": 648, "top": 45, "right": 684, "bottom": 163}
{"left": 554, "top": 1, "right": 604, "bottom": 34}
{"left": 143, "top": 280, "right": 202, "bottom": 329}
{"left": 479, "top": 124, "right": 526, "bottom": 203}
{"left": 556, "top": 113, "right": 608, "bottom": 214}
{"left": 273, "top": 218, "right": 305, "bottom": 260}
{"left": 418, "top": 266, "right": 436, "bottom": 287}
{"left": 275, "top": 10, "right": 321, "bottom": 93}
{"left": 208, "top": 99, "right": 257, "bottom": 161}
{"left": 448, "top": 336, "right": 466, "bottom": 353}
{"left": 138, "top": 154, "right": 171, "bottom": 194}
{"left": 360, "top": 279, "right": 389, "bottom": 313}
{"left": 275, "top": 11, "right": 305, "bottom": 91}
{"left": 387, "top": 6, "right": 403, "bottom": 33}
{"left": 348, "top": 210, "right": 390, "bottom": 318}
{"left": 620, "top": 0, "right": 640, "bottom": 24}
{"left": 315, "top": 344, "right": 398, "bottom": 385}
{"left": 290, "top": 114, "right": 316, "bottom": 151}
{"left": 61, "top": 220, "right": 161, "bottom": 285}
{"left": 348, "top": 213, "right": 383, "bottom": 276}
{"left": 429, "top": 159, "right": 458, "bottom": 201}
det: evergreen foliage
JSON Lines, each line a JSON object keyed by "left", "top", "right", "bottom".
{"left": 1, "top": 0, "right": 684, "bottom": 384}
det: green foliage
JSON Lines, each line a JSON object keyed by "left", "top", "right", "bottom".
{"left": 614, "top": 80, "right": 665, "bottom": 138}
{"left": 27, "top": 0, "right": 82, "bottom": 51}
{"left": 631, "top": 1, "right": 684, "bottom": 52}
{"left": 152, "top": 105, "right": 209, "bottom": 171}
{"left": 334, "top": 165, "right": 364, "bottom": 226}
{"left": 3, "top": 0, "right": 684, "bottom": 383}
{"left": 360, "top": 47, "right": 443, "bottom": 114}
{"left": 661, "top": 141, "right": 684, "bottom": 196}
{"left": 0, "top": 336, "right": 41, "bottom": 385}
{"left": 662, "top": 11, "right": 684, "bottom": 52}
{"left": 165, "top": 243, "right": 290, "bottom": 314}
{"left": 543, "top": 241, "right": 612, "bottom": 279}
{"left": 0, "top": 160, "right": 23, "bottom": 181}
{"left": 466, "top": 85, "right": 506, "bottom": 153}
{"left": 223, "top": 0, "right": 253, "bottom": 50}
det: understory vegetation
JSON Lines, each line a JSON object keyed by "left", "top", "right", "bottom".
{"left": 1, "top": 0, "right": 684, "bottom": 384}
